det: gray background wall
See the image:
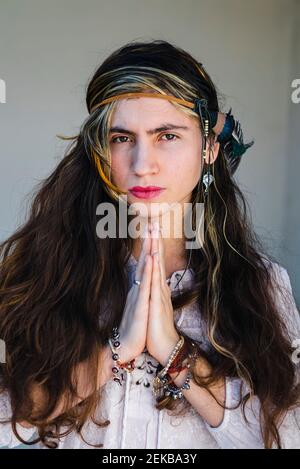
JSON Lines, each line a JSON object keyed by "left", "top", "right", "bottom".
{"left": 284, "top": 0, "right": 300, "bottom": 305}
{"left": 0, "top": 1, "right": 299, "bottom": 292}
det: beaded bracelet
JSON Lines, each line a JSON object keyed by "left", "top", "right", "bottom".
{"left": 108, "top": 327, "right": 136, "bottom": 386}
{"left": 152, "top": 335, "right": 185, "bottom": 397}
{"left": 164, "top": 370, "right": 192, "bottom": 400}
{"left": 161, "top": 335, "right": 185, "bottom": 376}
{"left": 168, "top": 341, "right": 189, "bottom": 374}
{"left": 164, "top": 339, "right": 204, "bottom": 399}
{"left": 153, "top": 336, "right": 202, "bottom": 399}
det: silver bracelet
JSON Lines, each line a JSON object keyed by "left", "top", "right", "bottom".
{"left": 164, "top": 370, "right": 192, "bottom": 400}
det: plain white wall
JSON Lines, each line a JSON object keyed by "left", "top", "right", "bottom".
{"left": 0, "top": 0, "right": 299, "bottom": 300}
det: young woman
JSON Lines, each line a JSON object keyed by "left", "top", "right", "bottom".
{"left": 0, "top": 39, "right": 299, "bottom": 449}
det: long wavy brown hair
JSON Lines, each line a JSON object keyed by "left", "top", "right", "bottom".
{"left": 1, "top": 39, "right": 299, "bottom": 449}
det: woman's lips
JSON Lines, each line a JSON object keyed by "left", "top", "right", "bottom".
{"left": 129, "top": 188, "right": 165, "bottom": 199}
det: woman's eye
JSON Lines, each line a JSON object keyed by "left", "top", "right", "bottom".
{"left": 160, "top": 133, "right": 178, "bottom": 141}
{"left": 111, "top": 136, "right": 130, "bottom": 144}
{"left": 111, "top": 133, "right": 179, "bottom": 144}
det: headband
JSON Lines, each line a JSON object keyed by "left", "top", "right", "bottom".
{"left": 90, "top": 92, "right": 230, "bottom": 141}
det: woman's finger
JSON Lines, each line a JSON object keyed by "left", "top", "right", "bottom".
{"left": 150, "top": 251, "right": 161, "bottom": 311}
{"left": 150, "top": 220, "right": 159, "bottom": 256}
{"left": 134, "top": 222, "right": 151, "bottom": 284}
{"left": 157, "top": 223, "right": 169, "bottom": 291}
{"left": 135, "top": 253, "right": 152, "bottom": 313}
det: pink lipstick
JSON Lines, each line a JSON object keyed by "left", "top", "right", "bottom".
{"left": 129, "top": 186, "right": 165, "bottom": 200}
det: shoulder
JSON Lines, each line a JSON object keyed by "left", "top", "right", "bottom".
{"left": 260, "top": 255, "right": 294, "bottom": 293}
{"left": 261, "top": 256, "right": 300, "bottom": 343}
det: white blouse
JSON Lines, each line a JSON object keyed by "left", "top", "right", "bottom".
{"left": 1, "top": 256, "right": 300, "bottom": 449}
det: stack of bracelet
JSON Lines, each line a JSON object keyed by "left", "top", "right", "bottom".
{"left": 152, "top": 335, "right": 197, "bottom": 400}
{"left": 108, "top": 326, "right": 136, "bottom": 386}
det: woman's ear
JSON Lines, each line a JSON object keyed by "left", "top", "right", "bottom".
{"left": 204, "top": 136, "right": 220, "bottom": 164}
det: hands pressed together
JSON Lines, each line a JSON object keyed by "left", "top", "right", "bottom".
{"left": 118, "top": 220, "right": 181, "bottom": 367}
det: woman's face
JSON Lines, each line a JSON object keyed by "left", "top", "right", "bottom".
{"left": 109, "top": 96, "right": 218, "bottom": 219}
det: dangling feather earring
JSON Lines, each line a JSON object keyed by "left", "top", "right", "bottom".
{"left": 203, "top": 171, "right": 214, "bottom": 193}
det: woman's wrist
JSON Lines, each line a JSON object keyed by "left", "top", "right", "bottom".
{"left": 168, "top": 366, "right": 190, "bottom": 388}
{"left": 156, "top": 334, "right": 181, "bottom": 367}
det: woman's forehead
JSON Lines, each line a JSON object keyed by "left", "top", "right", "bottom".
{"left": 110, "top": 97, "right": 196, "bottom": 129}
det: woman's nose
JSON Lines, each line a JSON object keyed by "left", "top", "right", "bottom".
{"left": 131, "top": 141, "right": 159, "bottom": 176}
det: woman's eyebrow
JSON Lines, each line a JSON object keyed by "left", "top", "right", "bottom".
{"left": 109, "top": 123, "right": 190, "bottom": 136}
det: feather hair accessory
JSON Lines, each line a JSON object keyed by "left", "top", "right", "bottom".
{"left": 194, "top": 98, "right": 254, "bottom": 175}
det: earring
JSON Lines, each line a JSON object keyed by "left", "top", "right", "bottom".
{"left": 202, "top": 172, "right": 214, "bottom": 193}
